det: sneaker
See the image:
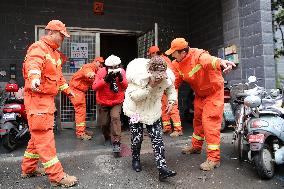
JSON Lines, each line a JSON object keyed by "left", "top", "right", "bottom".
{"left": 181, "top": 146, "right": 201, "bottom": 154}
{"left": 50, "top": 173, "right": 78, "bottom": 188}
{"left": 200, "top": 159, "right": 221, "bottom": 171}
{"left": 21, "top": 168, "right": 45, "bottom": 178}
{"left": 170, "top": 131, "right": 183, "bottom": 137}
{"left": 76, "top": 133, "right": 92, "bottom": 140}
{"left": 158, "top": 167, "right": 177, "bottom": 181}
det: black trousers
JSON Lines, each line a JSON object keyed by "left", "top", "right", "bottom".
{"left": 129, "top": 119, "right": 167, "bottom": 169}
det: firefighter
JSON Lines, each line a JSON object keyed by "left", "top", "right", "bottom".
{"left": 148, "top": 46, "right": 183, "bottom": 137}
{"left": 21, "top": 20, "right": 78, "bottom": 187}
{"left": 96, "top": 56, "right": 105, "bottom": 68}
{"left": 92, "top": 55, "right": 128, "bottom": 156}
{"left": 69, "top": 57, "right": 104, "bottom": 140}
{"left": 165, "top": 38, "right": 235, "bottom": 171}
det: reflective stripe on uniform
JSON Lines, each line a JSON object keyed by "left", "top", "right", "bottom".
{"left": 211, "top": 57, "right": 218, "bottom": 70}
{"left": 192, "top": 133, "right": 204, "bottom": 141}
{"left": 207, "top": 144, "right": 220, "bottom": 150}
{"left": 59, "top": 83, "right": 69, "bottom": 91}
{"left": 46, "top": 54, "right": 56, "bottom": 65}
{"left": 42, "top": 156, "right": 59, "bottom": 169}
{"left": 173, "top": 122, "right": 181, "bottom": 126}
{"left": 46, "top": 54, "right": 62, "bottom": 66}
{"left": 57, "top": 58, "right": 62, "bottom": 66}
{"left": 162, "top": 121, "right": 171, "bottom": 126}
{"left": 178, "top": 69, "right": 184, "bottom": 77}
{"left": 188, "top": 64, "right": 202, "bottom": 77}
{"left": 28, "top": 70, "right": 41, "bottom": 77}
{"left": 76, "top": 122, "right": 85, "bottom": 127}
{"left": 24, "top": 151, "right": 40, "bottom": 159}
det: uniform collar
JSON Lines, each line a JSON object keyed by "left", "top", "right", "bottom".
{"left": 41, "top": 36, "right": 59, "bottom": 50}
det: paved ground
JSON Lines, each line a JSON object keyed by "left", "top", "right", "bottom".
{"left": 0, "top": 124, "right": 284, "bottom": 189}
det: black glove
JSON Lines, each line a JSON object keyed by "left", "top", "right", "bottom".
{"left": 104, "top": 72, "right": 114, "bottom": 83}
{"left": 117, "top": 72, "right": 123, "bottom": 82}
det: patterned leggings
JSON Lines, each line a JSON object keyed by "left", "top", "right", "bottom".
{"left": 129, "top": 120, "right": 167, "bottom": 169}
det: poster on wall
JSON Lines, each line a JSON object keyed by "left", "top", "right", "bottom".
{"left": 71, "top": 43, "right": 88, "bottom": 58}
{"left": 69, "top": 58, "right": 86, "bottom": 71}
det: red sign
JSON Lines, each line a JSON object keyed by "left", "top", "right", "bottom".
{"left": 93, "top": 2, "right": 104, "bottom": 15}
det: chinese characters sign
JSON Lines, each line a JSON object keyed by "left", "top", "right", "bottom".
{"left": 71, "top": 43, "right": 88, "bottom": 58}
{"left": 93, "top": 2, "right": 104, "bottom": 15}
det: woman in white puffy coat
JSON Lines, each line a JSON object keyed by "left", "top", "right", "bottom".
{"left": 123, "top": 56, "right": 177, "bottom": 181}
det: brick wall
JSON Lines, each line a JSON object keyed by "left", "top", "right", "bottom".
{"left": 187, "top": 0, "right": 224, "bottom": 55}
{"left": 239, "top": 0, "right": 275, "bottom": 89}
{"left": 221, "top": 0, "right": 242, "bottom": 84}
{"left": 222, "top": 0, "right": 275, "bottom": 88}
{"left": 0, "top": 0, "right": 189, "bottom": 86}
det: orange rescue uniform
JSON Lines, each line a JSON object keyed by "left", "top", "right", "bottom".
{"left": 161, "top": 55, "right": 182, "bottom": 132}
{"left": 22, "top": 36, "right": 71, "bottom": 182}
{"left": 69, "top": 63, "right": 98, "bottom": 136}
{"left": 172, "top": 48, "right": 224, "bottom": 162}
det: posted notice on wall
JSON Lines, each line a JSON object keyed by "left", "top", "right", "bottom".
{"left": 69, "top": 58, "right": 86, "bottom": 69}
{"left": 71, "top": 43, "right": 88, "bottom": 58}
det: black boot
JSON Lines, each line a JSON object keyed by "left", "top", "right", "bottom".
{"left": 158, "top": 167, "right": 177, "bottom": 181}
{"left": 132, "top": 160, "right": 142, "bottom": 172}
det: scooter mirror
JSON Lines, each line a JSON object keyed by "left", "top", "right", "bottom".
{"left": 248, "top": 76, "right": 257, "bottom": 83}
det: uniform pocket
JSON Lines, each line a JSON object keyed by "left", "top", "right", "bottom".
{"left": 39, "top": 74, "right": 58, "bottom": 95}
{"left": 29, "top": 114, "right": 54, "bottom": 131}
{"left": 208, "top": 100, "right": 224, "bottom": 120}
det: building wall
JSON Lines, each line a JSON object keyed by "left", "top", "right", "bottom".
{"left": 0, "top": 0, "right": 189, "bottom": 86}
{"left": 239, "top": 0, "right": 275, "bottom": 89}
{"left": 0, "top": 0, "right": 276, "bottom": 119}
{"left": 187, "top": 0, "right": 224, "bottom": 55}
{"left": 221, "top": 0, "right": 275, "bottom": 88}
{"left": 221, "top": 0, "right": 242, "bottom": 84}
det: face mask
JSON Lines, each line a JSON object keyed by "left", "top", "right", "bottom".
{"left": 108, "top": 68, "right": 121, "bottom": 74}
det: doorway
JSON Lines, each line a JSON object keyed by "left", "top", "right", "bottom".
{"left": 100, "top": 34, "right": 138, "bottom": 68}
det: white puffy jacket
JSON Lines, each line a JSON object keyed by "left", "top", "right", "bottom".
{"left": 123, "top": 58, "right": 177, "bottom": 125}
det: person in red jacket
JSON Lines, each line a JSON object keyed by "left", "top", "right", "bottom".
{"left": 148, "top": 46, "right": 183, "bottom": 137}
{"left": 69, "top": 57, "right": 104, "bottom": 140}
{"left": 165, "top": 38, "right": 235, "bottom": 171}
{"left": 92, "top": 55, "right": 128, "bottom": 157}
{"left": 21, "top": 20, "right": 78, "bottom": 187}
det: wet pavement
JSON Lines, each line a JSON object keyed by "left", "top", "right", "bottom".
{"left": 0, "top": 123, "right": 284, "bottom": 189}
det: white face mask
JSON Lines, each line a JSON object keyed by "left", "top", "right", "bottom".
{"left": 108, "top": 68, "right": 121, "bottom": 74}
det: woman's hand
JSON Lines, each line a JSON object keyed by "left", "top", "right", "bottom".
{"left": 148, "top": 77, "right": 162, "bottom": 88}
